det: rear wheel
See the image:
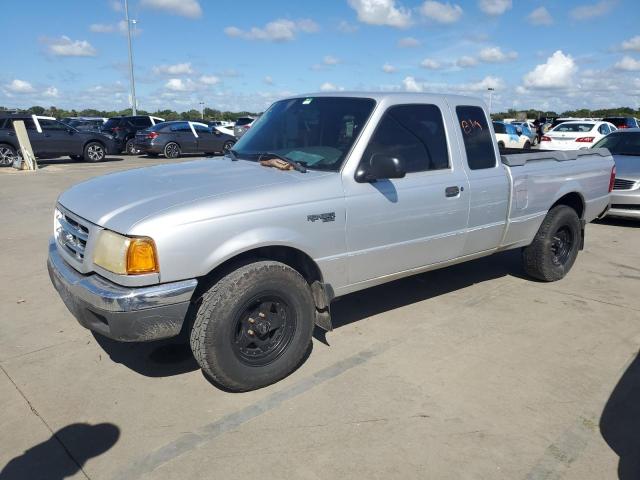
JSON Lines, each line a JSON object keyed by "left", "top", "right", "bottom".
{"left": 523, "top": 141, "right": 531, "bottom": 150}
{"left": 83, "top": 142, "right": 105, "bottom": 162}
{"left": 223, "top": 140, "right": 235, "bottom": 153}
{"left": 164, "top": 142, "right": 181, "bottom": 159}
{"left": 190, "top": 261, "right": 315, "bottom": 391}
{"left": 522, "top": 205, "right": 581, "bottom": 282}
{"left": 0, "top": 144, "right": 17, "bottom": 166}
{"left": 125, "top": 138, "right": 140, "bottom": 155}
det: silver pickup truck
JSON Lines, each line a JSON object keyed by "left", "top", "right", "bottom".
{"left": 48, "top": 93, "right": 615, "bottom": 391}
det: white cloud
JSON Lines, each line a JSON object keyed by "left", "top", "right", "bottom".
{"left": 421, "top": 58, "right": 441, "bottom": 69}
{"left": 337, "top": 20, "right": 359, "bottom": 33}
{"left": 419, "top": 1, "right": 463, "bottom": 24}
{"left": 264, "top": 75, "right": 274, "bottom": 85}
{"left": 4, "top": 79, "right": 36, "bottom": 93}
{"left": 456, "top": 56, "right": 478, "bottom": 68}
{"left": 140, "top": 0, "right": 202, "bottom": 18}
{"left": 43, "top": 86, "right": 59, "bottom": 98}
{"left": 319, "top": 82, "right": 344, "bottom": 91}
{"left": 90, "top": 23, "right": 115, "bottom": 33}
{"left": 479, "top": 46, "right": 517, "bottom": 63}
{"left": 153, "top": 62, "right": 194, "bottom": 75}
{"left": 90, "top": 20, "right": 140, "bottom": 36}
{"left": 199, "top": 75, "right": 220, "bottom": 85}
{"left": 528, "top": 6, "right": 553, "bottom": 25}
{"left": 478, "top": 0, "right": 511, "bottom": 15}
{"left": 464, "top": 75, "right": 505, "bottom": 92}
{"left": 621, "top": 35, "right": 640, "bottom": 52}
{"left": 45, "top": 36, "right": 97, "bottom": 57}
{"left": 382, "top": 63, "right": 396, "bottom": 73}
{"left": 398, "top": 36, "right": 421, "bottom": 48}
{"left": 569, "top": 0, "right": 616, "bottom": 21}
{"left": 402, "top": 76, "right": 423, "bottom": 92}
{"left": 324, "top": 55, "right": 340, "bottom": 65}
{"left": 109, "top": 0, "right": 122, "bottom": 12}
{"left": 224, "top": 19, "right": 319, "bottom": 42}
{"left": 347, "top": 0, "right": 412, "bottom": 28}
{"left": 614, "top": 56, "right": 640, "bottom": 71}
{"left": 165, "top": 78, "right": 196, "bottom": 91}
{"left": 523, "top": 50, "right": 577, "bottom": 89}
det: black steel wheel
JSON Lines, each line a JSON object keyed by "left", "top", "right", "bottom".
{"left": 0, "top": 144, "right": 17, "bottom": 167}
{"left": 164, "top": 142, "right": 181, "bottom": 159}
{"left": 83, "top": 142, "right": 105, "bottom": 162}
{"left": 190, "top": 260, "right": 315, "bottom": 392}
{"left": 523, "top": 205, "right": 581, "bottom": 282}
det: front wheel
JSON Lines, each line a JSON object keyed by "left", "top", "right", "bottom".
{"left": 164, "top": 142, "right": 181, "bottom": 159}
{"left": 522, "top": 205, "right": 581, "bottom": 282}
{"left": 0, "top": 144, "right": 17, "bottom": 166}
{"left": 222, "top": 140, "right": 235, "bottom": 153}
{"left": 190, "top": 261, "right": 315, "bottom": 392}
{"left": 83, "top": 142, "right": 106, "bottom": 162}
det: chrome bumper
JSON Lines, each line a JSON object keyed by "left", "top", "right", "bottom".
{"left": 47, "top": 240, "right": 197, "bottom": 341}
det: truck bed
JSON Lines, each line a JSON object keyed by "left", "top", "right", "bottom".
{"left": 500, "top": 147, "right": 611, "bottom": 166}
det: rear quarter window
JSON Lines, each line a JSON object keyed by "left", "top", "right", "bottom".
{"left": 456, "top": 106, "right": 497, "bottom": 170}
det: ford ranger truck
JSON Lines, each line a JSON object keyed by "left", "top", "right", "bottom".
{"left": 47, "top": 93, "right": 615, "bottom": 391}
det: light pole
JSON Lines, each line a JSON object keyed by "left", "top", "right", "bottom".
{"left": 199, "top": 101, "right": 205, "bottom": 120}
{"left": 487, "top": 87, "right": 495, "bottom": 115}
{"left": 125, "top": 0, "right": 137, "bottom": 115}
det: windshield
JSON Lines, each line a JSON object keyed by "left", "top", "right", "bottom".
{"left": 232, "top": 97, "right": 376, "bottom": 171}
{"left": 593, "top": 132, "right": 640, "bottom": 155}
{"left": 552, "top": 123, "right": 594, "bottom": 133}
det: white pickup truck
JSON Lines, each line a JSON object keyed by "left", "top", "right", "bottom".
{"left": 48, "top": 93, "right": 615, "bottom": 391}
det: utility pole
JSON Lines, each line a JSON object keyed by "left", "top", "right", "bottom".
{"left": 487, "top": 87, "right": 495, "bottom": 116}
{"left": 199, "top": 101, "right": 205, "bottom": 120}
{"left": 125, "top": 0, "right": 137, "bottom": 115}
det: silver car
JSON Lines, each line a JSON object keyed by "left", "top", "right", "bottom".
{"left": 233, "top": 116, "right": 255, "bottom": 138}
{"left": 594, "top": 128, "right": 640, "bottom": 219}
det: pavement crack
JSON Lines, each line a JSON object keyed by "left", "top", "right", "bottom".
{"left": 0, "top": 364, "right": 92, "bottom": 480}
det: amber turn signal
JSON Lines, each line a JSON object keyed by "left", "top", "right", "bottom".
{"left": 126, "top": 238, "right": 159, "bottom": 274}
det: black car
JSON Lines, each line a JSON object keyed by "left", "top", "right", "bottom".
{"left": 601, "top": 117, "right": 640, "bottom": 130}
{"left": 0, "top": 115, "right": 117, "bottom": 166}
{"left": 134, "top": 121, "right": 236, "bottom": 158}
{"left": 101, "top": 115, "right": 164, "bottom": 155}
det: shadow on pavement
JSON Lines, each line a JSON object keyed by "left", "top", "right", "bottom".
{"left": 36, "top": 157, "right": 125, "bottom": 168}
{"left": 600, "top": 351, "right": 640, "bottom": 479}
{"left": 314, "top": 248, "right": 524, "bottom": 344}
{"left": 0, "top": 422, "right": 119, "bottom": 480}
{"left": 93, "top": 334, "right": 199, "bottom": 378}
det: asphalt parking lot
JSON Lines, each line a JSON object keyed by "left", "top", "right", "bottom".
{"left": 1, "top": 155, "right": 639, "bottom": 480}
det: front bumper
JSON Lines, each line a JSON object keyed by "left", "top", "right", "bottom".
{"left": 47, "top": 240, "right": 197, "bottom": 342}
{"left": 607, "top": 188, "right": 640, "bottom": 220}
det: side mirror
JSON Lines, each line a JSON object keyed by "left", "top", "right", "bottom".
{"left": 355, "top": 153, "right": 406, "bottom": 183}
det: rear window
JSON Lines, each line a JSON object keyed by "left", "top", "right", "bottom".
{"left": 131, "top": 116, "right": 152, "bottom": 127}
{"left": 553, "top": 123, "right": 594, "bottom": 132}
{"left": 593, "top": 132, "right": 640, "bottom": 155}
{"left": 169, "top": 122, "right": 191, "bottom": 132}
{"left": 103, "top": 118, "right": 122, "bottom": 129}
{"left": 235, "top": 117, "right": 253, "bottom": 126}
{"left": 457, "top": 106, "right": 497, "bottom": 170}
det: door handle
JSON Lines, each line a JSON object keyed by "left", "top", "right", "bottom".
{"left": 445, "top": 186, "right": 460, "bottom": 197}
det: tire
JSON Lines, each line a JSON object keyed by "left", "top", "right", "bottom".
{"left": 0, "top": 143, "right": 17, "bottom": 167}
{"left": 125, "top": 138, "right": 140, "bottom": 155}
{"left": 190, "top": 261, "right": 315, "bottom": 392}
{"left": 164, "top": 142, "right": 181, "bottom": 159}
{"left": 69, "top": 155, "right": 83, "bottom": 161}
{"left": 83, "top": 142, "right": 106, "bottom": 162}
{"left": 522, "top": 205, "right": 581, "bottom": 282}
{"left": 523, "top": 141, "right": 531, "bottom": 150}
{"left": 222, "top": 140, "right": 235, "bottom": 153}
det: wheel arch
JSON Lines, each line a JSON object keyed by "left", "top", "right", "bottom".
{"left": 550, "top": 191, "right": 585, "bottom": 219}
{"left": 83, "top": 138, "right": 106, "bottom": 150}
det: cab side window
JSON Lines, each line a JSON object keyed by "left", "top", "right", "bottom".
{"left": 456, "top": 106, "right": 497, "bottom": 170}
{"left": 362, "top": 104, "right": 449, "bottom": 173}
{"left": 39, "top": 119, "right": 67, "bottom": 131}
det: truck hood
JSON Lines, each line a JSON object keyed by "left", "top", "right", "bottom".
{"left": 58, "top": 158, "right": 331, "bottom": 233}
{"left": 612, "top": 154, "right": 640, "bottom": 180}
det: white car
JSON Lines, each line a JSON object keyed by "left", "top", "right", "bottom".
{"left": 540, "top": 121, "right": 617, "bottom": 151}
{"left": 493, "top": 121, "right": 531, "bottom": 149}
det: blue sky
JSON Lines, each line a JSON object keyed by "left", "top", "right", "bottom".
{"left": 3, "top": 0, "right": 640, "bottom": 113}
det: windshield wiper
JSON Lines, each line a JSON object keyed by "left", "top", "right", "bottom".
{"left": 258, "top": 152, "right": 307, "bottom": 173}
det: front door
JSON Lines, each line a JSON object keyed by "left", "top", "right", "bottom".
{"left": 344, "top": 102, "right": 470, "bottom": 285}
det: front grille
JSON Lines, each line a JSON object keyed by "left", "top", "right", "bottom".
{"left": 611, "top": 204, "right": 640, "bottom": 211}
{"left": 56, "top": 210, "right": 89, "bottom": 262}
{"left": 613, "top": 178, "right": 637, "bottom": 190}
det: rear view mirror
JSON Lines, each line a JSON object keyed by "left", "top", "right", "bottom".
{"left": 356, "top": 153, "right": 406, "bottom": 182}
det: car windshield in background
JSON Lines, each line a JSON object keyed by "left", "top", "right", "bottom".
{"left": 553, "top": 123, "right": 594, "bottom": 132}
{"left": 235, "top": 117, "right": 254, "bottom": 126}
{"left": 593, "top": 132, "right": 640, "bottom": 156}
{"left": 232, "top": 97, "right": 376, "bottom": 171}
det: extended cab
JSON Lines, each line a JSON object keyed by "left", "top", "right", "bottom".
{"left": 47, "top": 93, "right": 614, "bottom": 391}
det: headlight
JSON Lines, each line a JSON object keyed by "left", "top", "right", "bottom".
{"left": 93, "top": 230, "right": 158, "bottom": 275}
